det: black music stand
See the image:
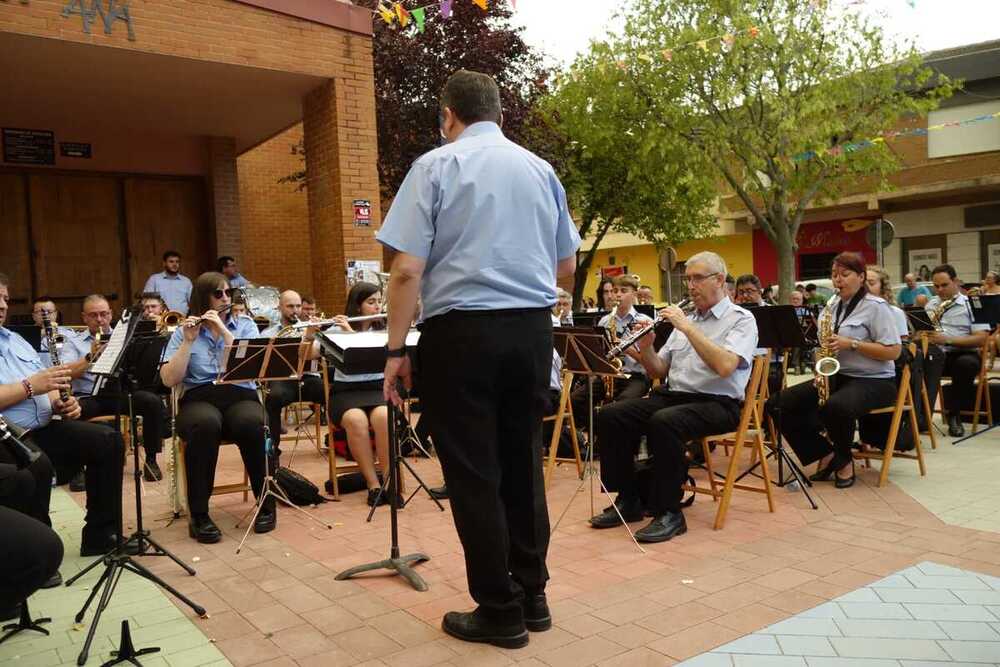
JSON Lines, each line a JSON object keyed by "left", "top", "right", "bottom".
{"left": 905, "top": 307, "right": 948, "bottom": 440}
{"left": 217, "top": 336, "right": 334, "bottom": 554}
{"left": 736, "top": 305, "right": 818, "bottom": 510}
{"left": 952, "top": 295, "right": 1000, "bottom": 445}
{"left": 548, "top": 327, "right": 644, "bottom": 552}
{"left": 67, "top": 308, "right": 205, "bottom": 667}
{"left": 323, "top": 331, "right": 431, "bottom": 592}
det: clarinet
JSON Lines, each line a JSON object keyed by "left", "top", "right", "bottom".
{"left": 0, "top": 415, "right": 41, "bottom": 468}
{"left": 41, "top": 311, "right": 72, "bottom": 404}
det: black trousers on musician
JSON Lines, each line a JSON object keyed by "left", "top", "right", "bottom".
{"left": 923, "top": 346, "right": 980, "bottom": 416}
{"left": 0, "top": 445, "right": 54, "bottom": 527}
{"left": 768, "top": 375, "right": 896, "bottom": 467}
{"left": 418, "top": 308, "right": 552, "bottom": 625}
{"left": 175, "top": 385, "right": 268, "bottom": 516}
{"left": 28, "top": 420, "right": 124, "bottom": 544}
{"left": 597, "top": 389, "right": 741, "bottom": 515}
{"left": 0, "top": 506, "right": 63, "bottom": 611}
{"left": 264, "top": 374, "right": 327, "bottom": 453}
{"left": 79, "top": 390, "right": 165, "bottom": 456}
{"left": 571, "top": 373, "right": 650, "bottom": 435}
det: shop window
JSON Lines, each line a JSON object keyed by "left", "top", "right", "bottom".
{"left": 799, "top": 252, "right": 838, "bottom": 280}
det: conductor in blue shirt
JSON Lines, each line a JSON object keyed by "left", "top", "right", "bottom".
{"left": 377, "top": 70, "right": 581, "bottom": 650}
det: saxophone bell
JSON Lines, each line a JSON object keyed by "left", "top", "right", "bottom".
{"left": 814, "top": 356, "right": 841, "bottom": 377}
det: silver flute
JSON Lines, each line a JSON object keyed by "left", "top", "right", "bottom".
{"left": 289, "top": 313, "right": 387, "bottom": 330}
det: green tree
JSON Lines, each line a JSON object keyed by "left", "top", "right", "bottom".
{"left": 595, "top": 0, "right": 956, "bottom": 301}
{"left": 541, "top": 51, "right": 718, "bottom": 305}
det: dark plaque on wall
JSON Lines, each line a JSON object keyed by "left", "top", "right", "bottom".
{"left": 60, "top": 142, "right": 92, "bottom": 159}
{"left": 2, "top": 128, "right": 56, "bottom": 165}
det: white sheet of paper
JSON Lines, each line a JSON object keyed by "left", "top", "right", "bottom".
{"left": 323, "top": 330, "right": 420, "bottom": 349}
{"left": 89, "top": 322, "right": 128, "bottom": 376}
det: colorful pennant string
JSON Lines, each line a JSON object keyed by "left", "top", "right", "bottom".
{"left": 373, "top": 0, "right": 495, "bottom": 30}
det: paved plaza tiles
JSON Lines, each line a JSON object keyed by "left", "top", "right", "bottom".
{"left": 3, "top": 420, "right": 1000, "bottom": 666}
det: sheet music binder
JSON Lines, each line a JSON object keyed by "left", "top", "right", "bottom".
{"left": 316, "top": 330, "right": 420, "bottom": 376}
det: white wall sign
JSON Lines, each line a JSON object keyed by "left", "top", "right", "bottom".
{"left": 908, "top": 248, "right": 942, "bottom": 282}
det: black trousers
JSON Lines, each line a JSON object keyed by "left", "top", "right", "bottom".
{"left": 768, "top": 375, "right": 896, "bottom": 467}
{"left": 264, "top": 374, "right": 326, "bottom": 452}
{"left": 923, "top": 346, "right": 980, "bottom": 415}
{"left": 598, "top": 389, "right": 741, "bottom": 515}
{"left": 175, "top": 385, "right": 268, "bottom": 516}
{"left": 571, "top": 373, "right": 650, "bottom": 434}
{"left": 79, "top": 390, "right": 165, "bottom": 455}
{"left": 0, "top": 444, "right": 53, "bottom": 527}
{"left": 28, "top": 419, "right": 124, "bottom": 543}
{"left": 0, "top": 506, "right": 63, "bottom": 610}
{"left": 418, "top": 308, "right": 552, "bottom": 624}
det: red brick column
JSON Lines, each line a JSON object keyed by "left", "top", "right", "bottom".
{"left": 209, "top": 136, "right": 243, "bottom": 261}
{"left": 302, "top": 77, "right": 382, "bottom": 314}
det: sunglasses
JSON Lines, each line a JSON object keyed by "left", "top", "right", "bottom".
{"left": 211, "top": 288, "right": 237, "bottom": 299}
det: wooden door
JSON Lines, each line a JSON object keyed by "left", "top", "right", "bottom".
{"left": 28, "top": 174, "right": 124, "bottom": 324}
{"left": 125, "top": 178, "right": 210, "bottom": 297}
{"left": 0, "top": 173, "right": 32, "bottom": 319}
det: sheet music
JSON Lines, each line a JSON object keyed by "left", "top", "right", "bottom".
{"left": 90, "top": 320, "right": 129, "bottom": 376}
{"left": 323, "top": 330, "right": 420, "bottom": 349}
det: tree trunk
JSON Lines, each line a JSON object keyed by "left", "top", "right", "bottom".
{"left": 775, "top": 220, "right": 797, "bottom": 305}
{"left": 572, "top": 217, "right": 614, "bottom": 308}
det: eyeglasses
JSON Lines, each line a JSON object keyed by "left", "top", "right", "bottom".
{"left": 736, "top": 287, "right": 760, "bottom": 296}
{"left": 683, "top": 272, "right": 720, "bottom": 285}
{"left": 211, "top": 288, "right": 237, "bottom": 299}
{"left": 33, "top": 309, "right": 55, "bottom": 316}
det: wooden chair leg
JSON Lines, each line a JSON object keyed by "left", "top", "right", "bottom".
{"left": 877, "top": 384, "right": 907, "bottom": 489}
{"left": 921, "top": 381, "right": 938, "bottom": 450}
{"left": 714, "top": 432, "right": 746, "bottom": 530}
{"left": 972, "top": 374, "right": 984, "bottom": 435}
{"left": 907, "top": 385, "right": 927, "bottom": 477}
{"left": 565, "top": 403, "right": 583, "bottom": 479}
{"left": 701, "top": 438, "right": 719, "bottom": 501}
{"left": 753, "top": 404, "right": 775, "bottom": 513}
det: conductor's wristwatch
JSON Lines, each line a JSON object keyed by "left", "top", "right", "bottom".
{"left": 850, "top": 339, "right": 860, "bottom": 351}
{"left": 385, "top": 346, "right": 407, "bottom": 358}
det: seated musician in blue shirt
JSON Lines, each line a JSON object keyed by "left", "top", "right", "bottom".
{"left": 590, "top": 251, "right": 758, "bottom": 542}
{"left": 160, "top": 272, "right": 274, "bottom": 544}
{"left": 0, "top": 273, "right": 125, "bottom": 557}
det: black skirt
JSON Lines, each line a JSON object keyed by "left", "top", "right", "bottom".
{"left": 329, "top": 380, "right": 384, "bottom": 424}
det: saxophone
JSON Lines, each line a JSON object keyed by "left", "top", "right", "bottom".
{"left": 930, "top": 296, "right": 957, "bottom": 330}
{"left": 813, "top": 304, "right": 840, "bottom": 406}
{"left": 603, "top": 317, "right": 621, "bottom": 396}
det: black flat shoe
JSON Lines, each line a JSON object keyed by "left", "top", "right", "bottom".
{"left": 367, "top": 488, "right": 404, "bottom": 508}
{"left": 635, "top": 511, "right": 687, "bottom": 543}
{"left": 522, "top": 594, "right": 551, "bottom": 632}
{"left": 835, "top": 463, "right": 856, "bottom": 489}
{"left": 69, "top": 470, "right": 86, "bottom": 492}
{"left": 441, "top": 610, "right": 528, "bottom": 649}
{"left": 947, "top": 413, "right": 965, "bottom": 438}
{"left": 188, "top": 515, "right": 222, "bottom": 544}
{"left": 254, "top": 506, "right": 277, "bottom": 534}
{"left": 589, "top": 495, "right": 644, "bottom": 529}
{"left": 808, "top": 457, "right": 838, "bottom": 482}
{"left": 41, "top": 571, "right": 63, "bottom": 589}
{"left": 428, "top": 485, "right": 449, "bottom": 500}
{"left": 143, "top": 460, "right": 162, "bottom": 482}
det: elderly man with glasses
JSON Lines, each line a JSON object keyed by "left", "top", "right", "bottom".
{"left": 588, "top": 251, "right": 758, "bottom": 543}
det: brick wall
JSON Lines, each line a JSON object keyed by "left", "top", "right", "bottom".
{"left": 209, "top": 137, "right": 242, "bottom": 260}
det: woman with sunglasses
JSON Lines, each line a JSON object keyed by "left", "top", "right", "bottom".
{"left": 767, "top": 252, "right": 901, "bottom": 489}
{"left": 160, "top": 273, "right": 275, "bottom": 543}
{"left": 329, "top": 282, "right": 394, "bottom": 507}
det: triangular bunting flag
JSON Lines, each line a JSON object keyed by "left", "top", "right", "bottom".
{"left": 394, "top": 3, "right": 410, "bottom": 27}
{"left": 472, "top": 0, "right": 488, "bottom": 10}
{"left": 637, "top": 53, "right": 653, "bottom": 63}
{"left": 441, "top": 0, "right": 453, "bottom": 18}
{"left": 412, "top": 7, "right": 426, "bottom": 32}
{"left": 377, "top": 2, "right": 396, "bottom": 24}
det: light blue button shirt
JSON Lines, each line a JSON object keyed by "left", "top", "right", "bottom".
{"left": 144, "top": 272, "right": 193, "bottom": 315}
{"left": 599, "top": 307, "right": 653, "bottom": 376}
{"left": 376, "top": 122, "right": 581, "bottom": 320}
{"left": 657, "top": 297, "right": 759, "bottom": 401}
{"left": 228, "top": 273, "right": 250, "bottom": 288}
{"left": 163, "top": 315, "right": 259, "bottom": 391}
{"left": 57, "top": 328, "right": 110, "bottom": 395}
{"left": 38, "top": 326, "right": 81, "bottom": 368}
{"left": 0, "top": 327, "right": 54, "bottom": 430}
{"left": 824, "top": 293, "right": 900, "bottom": 379}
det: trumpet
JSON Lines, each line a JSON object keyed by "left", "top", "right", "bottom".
{"left": 289, "top": 313, "right": 387, "bottom": 330}
{"left": 156, "top": 310, "right": 184, "bottom": 334}
{"left": 605, "top": 298, "right": 693, "bottom": 361}
{"left": 186, "top": 304, "right": 233, "bottom": 327}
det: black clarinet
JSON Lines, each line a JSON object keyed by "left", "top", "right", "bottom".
{"left": 41, "top": 311, "right": 72, "bottom": 403}
{"left": 0, "top": 415, "right": 41, "bottom": 468}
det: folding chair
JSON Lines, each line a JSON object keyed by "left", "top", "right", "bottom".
{"left": 935, "top": 336, "right": 993, "bottom": 435}
{"left": 543, "top": 370, "right": 583, "bottom": 488}
{"left": 682, "top": 353, "right": 775, "bottom": 530}
{"left": 321, "top": 359, "right": 361, "bottom": 499}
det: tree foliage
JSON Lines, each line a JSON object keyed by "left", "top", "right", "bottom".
{"left": 590, "top": 0, "right": 957, "bottom": 300}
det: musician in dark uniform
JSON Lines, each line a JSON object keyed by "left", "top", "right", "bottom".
{"left": 922, "top": 264, "right": 990, "bottom": 437}
{"left": 377, "top": 70, "right": 580, "bottom": 649}
{"left": 767, "top": 252, "right": 901, "bottom": 488}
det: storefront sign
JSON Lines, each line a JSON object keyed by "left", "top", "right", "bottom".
{"left": 353, "top": 199, "right": 372, "bottom": 227}
{"left": 346, "top": 259, "right": 382, "bottom": 287}
{"left": 908, "top": 249, "right": 942, "bottom": 282}
{"left": 62, "top": 0, "right": 135, "bottom": 41}
{"left": 2, "top": 128, "right": 55, "bottom": 165}
{"left": 987, "top": 244, "right": 1000, "bottom": 274}
{"left": 59, "top": 142, "right": 92, "bottom": 159}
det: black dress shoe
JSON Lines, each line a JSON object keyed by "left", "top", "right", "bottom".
{"left": 835, "top": 463, "right": 856, "bottom": 489}
{"left": 188, "top": 514, "right": 222, "bottom": 544}
{"left": 80, "top": 534, "right": 141, "bottom": 557}
{"left": 428, "top": 485, "right": 449, "bottom": 500}
{"left": 254, "top": 506, "right": 277, "bottom": 534}
{"left": 41, "top": 571, "right": 63, "bottom": 589}
{"left": 635, "top": 511, "right": 687, "bottom": 543}
{"left": 589, "top": 495, "right": 644, "bottom": 528}
{"left": 441, "top": 610, "right": 528, "bottom": 649}
{"left": 947, "top": 413, "right": 965, "bottom": 438}
{"left": 367, "top": 488, "right": 404, "bottom": 507}
{"left": 522, "top": 594, "right": 551, "bottom": 632}
{"left": 143, "top": 460, "right": 162, "bottom": 482}
{"left": 69, "top": 470, "right": 86, "bottom": 492}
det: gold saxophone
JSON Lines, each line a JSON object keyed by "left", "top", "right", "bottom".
{"left": 930, "top": 296, "right": 957, "bottom": 330}
{"left": 814, "top": 304, "right": 840, "bottom": 406}
{"left": 603, "top": 317, "right": 621, "bottom": 396}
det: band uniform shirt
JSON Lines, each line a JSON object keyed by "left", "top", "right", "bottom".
{"left": 38, "top": 326, "right": 81, "bottom": 368}
{"left": 925, "top": 293, "right": 990, "bottom": 352}
{"left": 0, "top": 327, "right": 54, "bottom": 430}
{"left": 598, "top": 307, "right": 652, "bottom": 377}
{"left": 889, "top": 304, "right": 910, "bottom": 339}
{"left": 375, "top": 121, "right": 581, "bottom": 321}
{"left": 228, "top": 273, "right": 250, "bottom": 288}
{"left": 824, "top": 293, "right": 900, "bottom": 379}
{"left": 656, "top": 297, "right": 758, "bottom": 401}
{"left": 143, "top": 272, "right": 193, "bottom": 315}
{"left": 163, "top": 315, "right": 259, "bottom": 391}
{"left": 58, "top": 329, "right": 109, "bottom": 395}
